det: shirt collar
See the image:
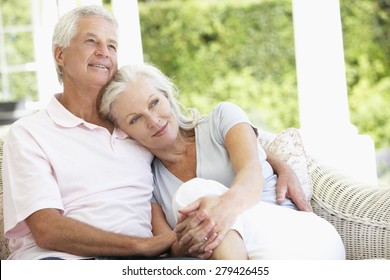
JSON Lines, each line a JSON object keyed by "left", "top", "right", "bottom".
{"left": 46, "top": 94, "right": 85, "bottom": 128}
{"left": 46, "top": 94, "right": 128, "bottom": 140}
{"left": 114, "top": 128, "right": 129, "bottom": 140}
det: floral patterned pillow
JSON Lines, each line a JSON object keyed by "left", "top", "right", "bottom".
{"left": 267, "top": 128, "right": 313, "bottom": 202}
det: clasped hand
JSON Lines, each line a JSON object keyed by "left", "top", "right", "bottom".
{"left": 174, "top": 194, "right": 238, "bottom": 259}
{"left": 173, "top": 170, "right": 311, "bottom": 259}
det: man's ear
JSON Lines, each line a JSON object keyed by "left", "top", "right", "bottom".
{"left": 54, "top": 46, "right": 64, "bottom": 67}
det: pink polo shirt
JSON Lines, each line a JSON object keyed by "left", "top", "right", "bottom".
{"left": 2, "top": 94, "right": 154, "bottom": 259}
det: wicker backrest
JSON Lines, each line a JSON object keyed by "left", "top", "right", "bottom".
{"left": 1, "top": 139, "right": 10, "bottom": 259}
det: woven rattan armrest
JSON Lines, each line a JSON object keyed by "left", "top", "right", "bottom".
{"left": 308, "top": 158, "right": 390, "bottom": 260}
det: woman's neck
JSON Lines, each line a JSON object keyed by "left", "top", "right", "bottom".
{"left": 159, "top": 139, "right": 197, "bottom": 182}
{"left": 154, "top": 130, "right": 196, "bottom": 167}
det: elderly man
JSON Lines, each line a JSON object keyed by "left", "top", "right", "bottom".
{"left": 2, "top": 5, "right": 176, "bottom": 260}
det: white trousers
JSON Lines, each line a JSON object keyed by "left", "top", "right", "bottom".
{"left": 173, "top": 178, "right": 346, "bottom": 260}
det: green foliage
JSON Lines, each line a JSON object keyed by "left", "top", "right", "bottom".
{"left": 139, "top": 0, "right": 390, "bottom": 149}
{"left": 341, "top": 0, "right": 390, "bottom": 148}
{"left": 1, "top": 0, "right": 37, "bottom": 101}
{"left": 8, "top": 72, "right": 37, "bottom": 101}
{"left": 140, "top": 0, "right": 297, "bottom": 133}
{"left": 1, "top": 0, "right": 32, "bottom": 26}
{"left": 4, "top": 32, "right": 34, "bottom": 64}
{"left": 1, "top": 0, "right": 389, "bottom": 149}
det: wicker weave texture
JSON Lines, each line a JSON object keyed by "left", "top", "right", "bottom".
{"left": 0, "top": 140, "right": 10, "bottom": 259}
{"left": 258, "top": 129, "right": 389, "bottom": 259}
{"left": 308, "top": 159, "right": 390, "bottom": 260}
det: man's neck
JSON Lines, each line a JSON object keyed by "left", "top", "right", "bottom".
{"left": 59, "top": 91, "right": 114, "bottom": 133}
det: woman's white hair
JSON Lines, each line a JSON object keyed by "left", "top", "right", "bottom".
{"left": 99, "top": 63, "right": 201, "bottom": 131}
{"left": 52, "top": 5, "right": 118, "bottom": 84}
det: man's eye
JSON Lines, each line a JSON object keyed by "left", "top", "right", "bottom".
{"left": 109, "top": 44, "right": 117, "bottom": 52}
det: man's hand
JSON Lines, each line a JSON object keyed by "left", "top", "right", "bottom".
{"left": 275, "top": 166, "right": 312, "bottom": 212}
{"left": 266, "top": 150, "right": 312, "bottom": 212}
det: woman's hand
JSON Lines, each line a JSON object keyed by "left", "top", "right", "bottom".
{"left": 174, "top": 194, "right": 239, "bottom": 255}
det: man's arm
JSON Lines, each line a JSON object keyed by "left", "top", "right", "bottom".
{"left": 26, "top": 208, "right": 176, "bottom": 258}
{"left": 266, "top": 151, "right": 312, "bottom": 212}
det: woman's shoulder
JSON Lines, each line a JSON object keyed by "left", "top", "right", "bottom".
{"left": 213, "top": 101, "right": 241, "bottom": 111}
{"left": 212, "top": 102, "right": 247, "bottom": 118}
{"left": 198, "top": 102, "right": 247, "bottom": 126}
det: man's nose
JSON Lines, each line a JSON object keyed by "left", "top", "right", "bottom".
{"left": 95, "top": 43, "right": 110, "bottom": 57}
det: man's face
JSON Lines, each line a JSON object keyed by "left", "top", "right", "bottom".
{"left": 57, "top": 16, "right": 118, "bottom": 90}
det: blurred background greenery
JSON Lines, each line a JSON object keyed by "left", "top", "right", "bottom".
{"left": 1, "top": 0, "right": 389, "bottom": 184}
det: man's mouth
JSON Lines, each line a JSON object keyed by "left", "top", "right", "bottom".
{"left": 89, "top": 63, "right": 110, "bottom": 70}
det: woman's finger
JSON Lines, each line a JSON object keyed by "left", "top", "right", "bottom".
{"left": 179, "top": 219, "right": 215, "bottom": 247}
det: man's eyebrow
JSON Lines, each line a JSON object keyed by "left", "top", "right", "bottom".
{"left": 85, "top": 33, "right": 117, "bottom": 44}
{"left": 85, "top": 32, "right": 97, "bottom": 38}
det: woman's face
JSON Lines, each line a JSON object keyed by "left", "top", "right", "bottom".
{"left": 111, "top": 76, "right": 179, "bottom": 151}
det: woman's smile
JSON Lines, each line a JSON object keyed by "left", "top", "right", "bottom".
{"left": 152, "top": 122, "right": 169, "bottom": 137}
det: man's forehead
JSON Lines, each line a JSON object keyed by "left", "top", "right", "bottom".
{"left": 75, "top": 21, "right": 117, "bottom": 41}
{"left": 77, "top": 17, "right": 117, "bottom": 34}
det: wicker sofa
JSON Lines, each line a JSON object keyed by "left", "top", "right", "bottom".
{"left": 258, "top": 131, "right": 390, "bottom": 260}
{"left": 1, "top": 131, "right": 389, "bottom": 260}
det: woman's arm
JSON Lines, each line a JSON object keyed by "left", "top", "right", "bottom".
{"left": 176, "top": 122, "right": 263, "bottom": 252}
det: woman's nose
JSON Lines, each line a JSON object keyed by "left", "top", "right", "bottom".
{"left": 147, "top": 114, "right": 160, "bottom": 128}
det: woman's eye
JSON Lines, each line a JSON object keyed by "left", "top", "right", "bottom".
{"left": 130, "top": 116, "right": 140, "bottom": 125}
{"left": 151, "top": 99, "right": 159, "bottom": 108}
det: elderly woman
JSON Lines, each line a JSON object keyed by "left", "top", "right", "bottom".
{"left": 99, "top": 63, "right": 345, "bottom": 260}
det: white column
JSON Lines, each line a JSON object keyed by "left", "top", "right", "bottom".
{"left": 32, "top": 0, "right": 62, "bottom": 107}
{"left": 292, "top": 0, "right": 377, "bottom": 184}
{"left": 112, "top": 0, "right": 144, "bottom": 66}
{"left": 56, "top": 0, "right": 78, "bottom": 16}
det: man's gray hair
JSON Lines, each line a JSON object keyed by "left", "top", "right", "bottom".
{"left": 52, "top": 5, "right": 118, "bottom": 84}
